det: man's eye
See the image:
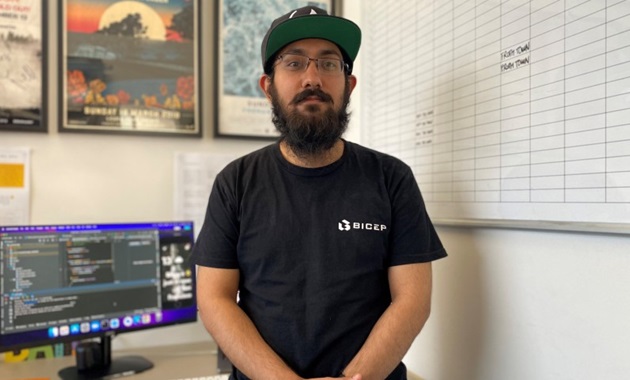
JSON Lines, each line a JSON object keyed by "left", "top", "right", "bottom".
{"left": 284, "top": 59, "right": 303, "bottom": 69}
{"left": 321, "top": 60, "right": 339, "bottom": 71}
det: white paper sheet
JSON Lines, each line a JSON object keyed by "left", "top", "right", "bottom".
{"left": 0, "top": 147, "right": 30, "bottom": 225}
{"left": 174, "top": 152, "right": 237, "bottom": 238}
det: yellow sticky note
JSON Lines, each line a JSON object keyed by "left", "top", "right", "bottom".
{"left": 0, "top": 163, "right": 24, "bottom": 187}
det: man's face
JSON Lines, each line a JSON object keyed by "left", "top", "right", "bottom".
{"left": 260, "top": 39, "right": 357, "bottom": 156}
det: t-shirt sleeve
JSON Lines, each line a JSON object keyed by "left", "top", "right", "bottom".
{"left": 387, "top": 164, "right": 447, "bottom": 266}
{"left": 190, "top": 168, "right": 240, "bottom": 269}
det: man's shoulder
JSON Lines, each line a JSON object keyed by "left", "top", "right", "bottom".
{"left": 345, "top": 140, "right": 411, "bottom": 171}
{"left": 222, "top": 143, "right": 278, "bottom": 172}
{"left": 237, "top": 142, "right": 277, "bottom": 161}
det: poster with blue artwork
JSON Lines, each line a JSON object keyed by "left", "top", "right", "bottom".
{"left": 216, "top": 0, "right": 333, "bottom": 138}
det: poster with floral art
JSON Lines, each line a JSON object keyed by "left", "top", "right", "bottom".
{"left": 59, "top": 0, "right": 201, "bottom": 136}
{"left": 0, "top": 0, "right": 47, "bottom": 132}
{"left": 215, "top": 0, "right": 334, "bottom": 138}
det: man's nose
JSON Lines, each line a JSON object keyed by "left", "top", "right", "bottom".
{"left": 301, "top": 59, "right": 323, "bottom": 88}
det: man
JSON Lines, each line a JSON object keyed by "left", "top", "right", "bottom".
{"left": 191, "top": 6, "right": 447, "bottom": 380}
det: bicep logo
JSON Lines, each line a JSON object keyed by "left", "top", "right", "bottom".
{"left": 338, "top": 219, "right": 351, "bottom": 231}
{"left": 338, "top": 219, "right": 387, "bottom": 232}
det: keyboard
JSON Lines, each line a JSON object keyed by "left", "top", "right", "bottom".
{"left": 172, "top": 374, "right": 230, "bottom": 380}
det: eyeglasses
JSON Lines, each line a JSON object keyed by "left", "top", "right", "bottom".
{"left": 274, "top": 53, "right": 347, "bottom": 76}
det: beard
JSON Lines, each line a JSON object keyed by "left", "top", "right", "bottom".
{"left": 269, "top": 80, "right": 351, "bottom": 158}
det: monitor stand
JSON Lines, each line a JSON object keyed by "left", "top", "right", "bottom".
{"left": 58, "top": 334, "right": 153, "bottom": 380}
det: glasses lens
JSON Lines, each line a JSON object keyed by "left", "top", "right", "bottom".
{"left": 319, "top": 58, "right": 342, "bottom": 73}
{"left": 279, "top": 54, "right": 308, "bottom": 71}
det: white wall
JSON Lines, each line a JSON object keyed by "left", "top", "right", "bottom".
{"left": 343, "top": 2, "right": 630, "bottom": 380}
{"left": 406, "top": 227, "right": 630, "bottom": 380}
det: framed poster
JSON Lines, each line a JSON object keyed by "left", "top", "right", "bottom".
{"left": 215, "top": 0, "right": 334, "bottom": 139}
{"left": 0, "top": 0, "right": 47, "bottom": 133}
{"left": 59, "top": 0, "right": 201, "bottom": 137}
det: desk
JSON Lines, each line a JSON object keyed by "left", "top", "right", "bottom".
{"left": 1, "top": 341, "right": 424, "bottom": 380}
{"left": 0, "top": 341, "right": 219, "bottom": 380}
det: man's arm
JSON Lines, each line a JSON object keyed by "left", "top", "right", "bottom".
{"left": 196, "top": 266, "right": 301, "bottom": 379}
{"left": 342, "top": 262, "right": 433, "bottom": 380}
{"left": 196, "top": 266, "right": 359, "bottom": 380}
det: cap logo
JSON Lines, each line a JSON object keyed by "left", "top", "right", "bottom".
{"left": 289, "top": 8, "right": 318, "bottom": 18}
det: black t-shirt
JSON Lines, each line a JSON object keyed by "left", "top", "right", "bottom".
{"left": 191, "top": 140, "right": 447, "bottom": 379}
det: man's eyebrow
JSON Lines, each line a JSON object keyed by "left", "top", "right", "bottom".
{"left": 280, "top": 47, "right": 342, "bottom": 58}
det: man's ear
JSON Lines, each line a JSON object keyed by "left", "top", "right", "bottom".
{"left": 259, "top": 74, "right": 272, "bottom": 101}
{"left": 347, "top": 74, "right": 358, "bottom": 95}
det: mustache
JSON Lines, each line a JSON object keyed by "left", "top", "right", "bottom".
{"left": 290, "top": 88, "right": 334, "bottom": 105}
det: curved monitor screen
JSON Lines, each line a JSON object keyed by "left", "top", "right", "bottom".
{"left": 0, "top": 221, "right": 196, "bottom": 352}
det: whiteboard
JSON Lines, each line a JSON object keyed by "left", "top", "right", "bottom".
{"left": 360, "top": 0, "right": 630, "bottom": 232}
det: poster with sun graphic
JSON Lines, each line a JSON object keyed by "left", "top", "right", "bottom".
{"left": 0, "top": 0, "right": 47, "bottom": 132}
{"left": 59, "top": 0, "right": 200, "bottom": 136}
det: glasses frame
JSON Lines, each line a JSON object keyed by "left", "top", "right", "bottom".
{"left": 274, "top": 53, "right": 349, "bottom": 75}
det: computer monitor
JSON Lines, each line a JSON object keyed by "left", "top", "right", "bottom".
{"left": 0, "top": 221, "right": 197, "bottom": 379}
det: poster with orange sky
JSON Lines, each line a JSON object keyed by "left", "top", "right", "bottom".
{"left": 60, "top": 0, "right": 200, "bottom": 136}
{"left": 0, "top": 0, "right": 46, "bottom": 132}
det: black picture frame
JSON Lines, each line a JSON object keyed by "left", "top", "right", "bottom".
{"left": 214, "top": 0, "right": 335, "bottom": 139}
{"left": 58, "top": 0, "right": 202, "bottom": 137}
{"left": 0, "top": 0, "right": 48, "bottom": 133}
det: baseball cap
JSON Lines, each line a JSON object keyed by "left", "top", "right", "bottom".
{"left": 261, "top": 6, "right": 361, "bottom": 74}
